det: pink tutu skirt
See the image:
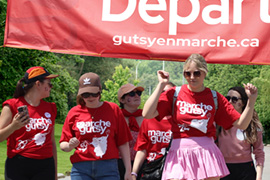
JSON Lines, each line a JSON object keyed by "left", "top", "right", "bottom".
{"left": 162, "top": 136, "right": 229, "bottom": 180}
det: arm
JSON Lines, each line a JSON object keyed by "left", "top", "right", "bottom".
{"left": 142, "top": 70, "right": 169, "bottom": 119}
{"left": 253, "top": 131, "right": 264, "bottom": 180}
{"left": 132, "top": 150, "right": 147, "bottom": 180}
{"left": 60, "top": 137, "right": 80, "bottom": 152}
{"left": 256, "top": 165, "right": 263, "bottom": 180}
{"left": 51, "top": 126, "right": 58, "bottom": 180}
{"left": 0, "top": 105, "right": 30, "bottom": 142}
{"left": 233, "top": 83, "right": 258, "bottom": 129}
{"left": 118, "top": 142, "right": 132, "bottom": 180}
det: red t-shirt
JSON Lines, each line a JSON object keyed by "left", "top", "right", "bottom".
{"left": 60, "top": 101, "right": 132, "bottom": 163}
{"left": 3, "top": 97, "right": 57, "bottom": 159}
{"left": 134, "top": 117, "right": 172, "bottom": 162}
{"left": 157, "top": 84, "right": 240, "bottom": 139}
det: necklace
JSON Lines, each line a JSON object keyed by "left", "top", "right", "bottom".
{"left": 89, "top": 108, "right": 99, "bottom": 119}
{"left": 87, "top": 102, "right": 103, "bottom": 119}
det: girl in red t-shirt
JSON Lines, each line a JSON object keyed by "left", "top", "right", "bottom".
{"left": 60, "top": 72, "right": 133, "bottom": 180}
{"left": 0, "top": 66, "right": 58, "bottom": 180}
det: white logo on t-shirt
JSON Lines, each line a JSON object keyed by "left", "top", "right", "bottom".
{"left": 90, "top": 135, "right": 109, "bottom": 158}
{"left": 148, "top": 130, "right": 171, "bottom": 144}
{"left": 76, "top": 120, "right": 111, "bottom": 135}
{"left": 175, "top": 100, "right": 213, "bottom": 133}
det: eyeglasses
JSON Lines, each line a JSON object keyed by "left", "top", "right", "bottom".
{"left": 126, "top": 91, "right": 142, "bottom": 97}
{"left": 81, "top": 92, "right": 100, "bottom": 98}
{"left": 183, "top": 71, "right": 201, "bottom": 78}
{"left": 225, "top": 96, "right": 241, "bottom": 103}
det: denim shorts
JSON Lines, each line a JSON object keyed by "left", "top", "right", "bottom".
{"left": 71, "top": 159, "right": 120, "bottom": 180}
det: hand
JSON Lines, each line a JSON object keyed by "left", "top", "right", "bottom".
{"left": 124, "top": 172, "right": 133, "bottom": 180}
{"left": 157, "top": 70, "right": 169, "bottom": 84}
{"left": 131, "top": 174, "right": 137, "bottom": 180}
{"left": 243, "top": 83, "right": 258, "bottom": 101}
{"left": 11, "top": 113, "right": 30, "bottom": 130}
{"left": 69, "top": 137, "right": 80, "bottom": 149}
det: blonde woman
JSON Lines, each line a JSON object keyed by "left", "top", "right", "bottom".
{"left": 143, "top": 53, "right": 258, "bottom": 180}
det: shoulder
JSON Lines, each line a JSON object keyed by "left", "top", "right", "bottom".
{"left": 102, "top": 101, "right": 120, "bottom": 110}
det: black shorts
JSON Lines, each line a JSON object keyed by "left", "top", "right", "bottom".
{"left": 221, "top": 161, "right": 256, "bottom": 180}
{"left": 5, "top": 154, "right": 55, "bottom": 180}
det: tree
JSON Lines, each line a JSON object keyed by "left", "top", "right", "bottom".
{"left": 102, "top": 65, "right": 135, "bottom": 103}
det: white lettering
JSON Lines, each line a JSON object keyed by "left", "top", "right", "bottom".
{"left": 260, "top": 0, "right": 270, "bottom": 23}
{"left": 102, "top": 0, "right": 270, "bottom": 35}
{"left": 102, "top": 0, "right": 136, "bottom": 21}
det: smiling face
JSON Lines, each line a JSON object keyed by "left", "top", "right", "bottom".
{"left": 121, "top": 90, "right": 142, "bottom": 109}
{"left": 227, "top": 90, "right": 244, "bottom": 113}
{"left": 184, "top": 61, "right": 206, "bottom": 92}
{"left": 82, "top": 90, "right": 101, "bottom": 108}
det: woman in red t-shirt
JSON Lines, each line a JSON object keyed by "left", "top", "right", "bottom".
{"left": 143, "top": 53, "right": 258, "bottom": 180}
{"left": 117, "top": 83, "right": 145, "bottom": 180}
{"left": 60, "top": 72, "right": 133, "bottom": 180}
{"left": 0, "top": 66, "right": 58, "bottom": 180}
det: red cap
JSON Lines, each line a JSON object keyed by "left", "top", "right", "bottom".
{"left": 24, "top": 66, "right": 59, "bottom": 84}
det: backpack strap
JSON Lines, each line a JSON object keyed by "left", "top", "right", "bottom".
{"left": 211, "top": 90, "right": 218, "bottom": 112}
{"left": 172, "top": 86, "right": 181, "bottom": 114}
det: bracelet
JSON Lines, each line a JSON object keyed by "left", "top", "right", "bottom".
{"left": 131, "top": 172, "right": 137, "bottom": 177}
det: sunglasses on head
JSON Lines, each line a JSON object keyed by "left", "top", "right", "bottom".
{"left": 225, "top": 96, "right": 241, "bottom": 103}
{"left": 183, "top": 71, "right": 201, "bottom": 78}
{"left": 81, "top": 92, "right": 100, "bottom": 98}
{"left": 126, "top": 91, "right": 142, "bottom": 97}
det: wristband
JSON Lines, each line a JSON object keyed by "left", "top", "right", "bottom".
{"left": 131, "top": 172, "right": 137, "bottom": 177}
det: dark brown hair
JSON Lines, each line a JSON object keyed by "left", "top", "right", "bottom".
{"left": 13, "top": 77, "right": 45, "bottom": 98}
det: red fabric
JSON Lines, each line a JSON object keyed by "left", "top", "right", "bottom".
{"left": 121, "top": 109, "right": 142, "bottom": 132}
{"left": 60, "top": 102, "right": 132, "bottom": 163}
{"left": 156, "top": 85, "right": 241, "bottom": 139}
{"left": 134, "top": 118, "right": 172, "bottom": 162}
{"left": 4, "top": 1, "right": 270, "bottom": 65}
{"left": 2, "top": 97, "right": 57, "bottom": 159}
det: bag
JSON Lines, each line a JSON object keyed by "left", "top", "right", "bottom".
{"left": 141, "top": 87, "right": 180, "bottom": 180}
{"left": 141, "top": 153, "right": 166, "bottom": 180}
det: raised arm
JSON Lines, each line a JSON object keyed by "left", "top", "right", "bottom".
{"left": 233, "top": 83, "right": 258, "bottom": 129}
{"left": 142, "top": 70, "right": 169, "bottom": 119}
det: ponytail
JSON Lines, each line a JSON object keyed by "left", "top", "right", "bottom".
{"left": 13, "top": 77, "right": 44, "bottom": 98}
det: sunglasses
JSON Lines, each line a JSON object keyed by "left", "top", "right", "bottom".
{"left": 126, "top": 91, "right": 142, "bottom": 97}
{"left": 81, "top": 92, "right": 100, "bottom": 98}
{"left": 225, "top": 96, "right": 241, "bottom": 103}
{"left": 183, "top": 71, "right": 201, "bottom": 78}
{"left": 47, "top": 82, "right": 53, "bottom": 88}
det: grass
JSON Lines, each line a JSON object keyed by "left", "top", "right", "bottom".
{"left": 0, "top": 124, "right": 74, "bottom": 180}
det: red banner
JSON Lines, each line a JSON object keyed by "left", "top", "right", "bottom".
{"left": 4, "top": 0, "right": 270, "bottom": 65}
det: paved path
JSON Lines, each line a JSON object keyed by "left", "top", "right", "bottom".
{"left": 57, "top": 145, "right": 270, "bottom": 180}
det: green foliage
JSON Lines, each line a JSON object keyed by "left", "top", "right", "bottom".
{"left": 101, "top": 65, "right": 132, "bottom": 105}
{"left": 205, "top": 64, "right": 262, "bottom": 95}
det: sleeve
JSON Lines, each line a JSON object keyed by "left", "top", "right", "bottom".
{"left": 252, "top": 130, "right": 265, "bottom": 166}
{"left": 134, "top": 119, "right": 149, "bottom": 151}
{"left": 50, "top": 102, "right": 57, "bottom": 125}
{"left": 115, "top": 105, "right": 132, "bottom": 146}
{"left": 214, "top": 93, "right": 241, "bottom": 130}
{"left": 59, "top": 108, "right": 76, "bottom": 143}
{"left": 2, "top": 99, "right": 17, "bottom": 116}
{"left": 156, "top": 88, "right": 175, "bottom": 121}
